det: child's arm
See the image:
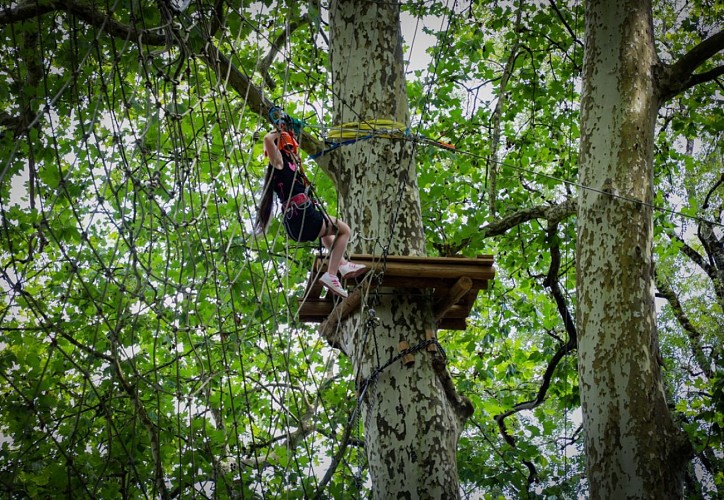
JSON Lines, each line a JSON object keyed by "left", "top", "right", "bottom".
{"left": 264, "top": 131, "right": 283, "bottom": 169}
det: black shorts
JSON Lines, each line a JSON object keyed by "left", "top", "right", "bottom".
{"left": 283, "top": 202, "right": 325, "bottom": 242}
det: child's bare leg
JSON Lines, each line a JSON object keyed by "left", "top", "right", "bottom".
{"left": 320, "top": 217, "right": 350, "bottom": 275}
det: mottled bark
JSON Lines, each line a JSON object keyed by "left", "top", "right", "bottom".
{"left": 576, "top": 1, "right": 691, "bottom": 498}
{"left": 328, "top": 1, "right": 467, "bottom": 497}
{"left": 487, "top": 3, "right": 523, "bottom": 217}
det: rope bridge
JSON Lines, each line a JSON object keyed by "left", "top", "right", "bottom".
{"left": 0, "top": 4, "right": 375, "bottom": 498}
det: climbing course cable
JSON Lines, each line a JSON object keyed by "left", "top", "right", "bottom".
{"left": 2, "top": 1, "right": 720, "bottom": 498}
{"left": 0, "top": 3, "right": 379, "bottom": 496}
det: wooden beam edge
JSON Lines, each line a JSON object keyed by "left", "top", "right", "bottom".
{"left": 318, "top": 288, "right": 362, "bottom": 343}
{"left": 433, "top": 276, "right": 473, "bottom": 322}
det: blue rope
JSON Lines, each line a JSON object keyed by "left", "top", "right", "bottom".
{"left": 308, "top": 135, "right": 374, "bottom": 160}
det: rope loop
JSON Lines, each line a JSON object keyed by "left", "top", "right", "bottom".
{"left": 326, "top": 119, "right": 407, "bottom": 140}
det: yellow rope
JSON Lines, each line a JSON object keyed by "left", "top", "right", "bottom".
{"left": 326, "top": 119, "right": 407, "bottom": 140}
{"left": 325, "top": 119, "right": 455, "bottom": 150}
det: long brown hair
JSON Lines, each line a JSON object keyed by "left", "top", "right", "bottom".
{"left": 254, "top": 164, "right": 275, "bottom": 234}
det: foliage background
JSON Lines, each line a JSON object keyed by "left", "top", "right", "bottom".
{"left": 0, "top": 1, "right": 721, "bottom": 498}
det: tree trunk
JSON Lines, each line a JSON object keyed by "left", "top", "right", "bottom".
{"left": 327, "top": 1, "right": 469, "bottom": 497}
{"left": 576, "top": 1, "right": 691, "bottom": 498}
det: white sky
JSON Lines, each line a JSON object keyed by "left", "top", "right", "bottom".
{"left": 401, "top": 11, "right": 438, "bottom": 72}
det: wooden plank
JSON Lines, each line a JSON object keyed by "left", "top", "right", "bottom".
{"left": 457, "top": 287, "right": 482, "bottom": 307}
{"left": 299, "top": 316, "right": 326, "bottom": 323}
{"left": 432, "top": 286, "right": 482, "bottom": 304}
{"left": 318, "top": 289, "right": 363, "bottom": 341}
{"left": 350, "top": 254, "right": 494, "bottom": 265}
{"left": 366, "top": 276, "right": 489, "bottom": 290}
{"left": 304, "top": 277, "right": 324, "bottom": 301}
{"left": 438, "top": 317, "right": 467, "bottom": 330}
{"left": 439, "top": 304, "right": 472, "bottom": 318}
{"left": 308, "top": 254, "right": 495, "bottom": 286}
{"left": 298, "top": 300, "right": 475, "bottom": 322}
{"left": 433, "top": 276, "right": 473, "bottom": 321}
{"left": 346, "top": 257, "right": 494, "bottom": 276}
{"left": 298, "top": 298, "right": 333, "bottom": 312}
{"left": 384, "top": 263, "right": 494, "bottom": 280}
{"left": 299, "top": 253, "right": 495, "bottom": 331}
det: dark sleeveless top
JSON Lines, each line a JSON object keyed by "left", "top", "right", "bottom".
{"left": 272, "top": 154, "right": 306, "bottom": 203}
{"left": 269, "top": 153, "right": 324, "bottom": 243}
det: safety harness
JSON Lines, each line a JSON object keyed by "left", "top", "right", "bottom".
{"left": 268, "top": 106, "right": 336, "bottom": 250}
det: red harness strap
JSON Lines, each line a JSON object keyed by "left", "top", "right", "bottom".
{"left": 283, "top": 193, "right": 309, "bottom": 211}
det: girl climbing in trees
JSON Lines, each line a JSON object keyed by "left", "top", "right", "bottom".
{"left": 254, "top": 125, "right": 366, "bottom": 298}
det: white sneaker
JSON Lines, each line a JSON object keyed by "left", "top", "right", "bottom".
{"left": 339, "top": 262, "right": 367, "bottom": 279}
{"left": 319, "top": 272, "right": 348, "bottom": 298}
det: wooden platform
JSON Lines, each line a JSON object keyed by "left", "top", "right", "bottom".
{"left": 298, "top": 254, "right": 495, "bottom": 331}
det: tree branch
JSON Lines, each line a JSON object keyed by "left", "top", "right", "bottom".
{"left": 312, "top": 406, "right": 362, "bottom": 499}
{"left": 668, "top": 225, "right": 724, "bottom": 312}
{"left": 432, "top": 355, "right": 474, "bottom": 424}
{"left": 0, "top": 0, "right": 167, "bottom": 44}
{"left": 667, "top": 231, "right": 711, "bottom": 276}
{"left": 208, "top": 0, "right": 226, "bottom": 37}
{"left": 654, "top": 268, "right": 713, "bottom": 378}
{"left": 109, "top": 341, "right": 170, "bottom": 500}
{"left": 547, "top": 0, "right": 584, "bottom": 51}
{"left": 493, "top": 224, "right": 576, "bottom": 481}
{"left": 0, "top": 0, "right": 55, "bottom": 25}
{"left": 439, "top": 198, "right": 576, "bottom": 256}
{"left": 199, "top": 43, "right": 330, "bottom": 173}
{"left": 696, "top": 221, "right": 724, "bottom": 310}
{"left": 261, "top": 14, "right": 310, "bottom": 90}
{"left": 3, "top": 0, "right": 332, "bottom": 176}
{"left": 698, "top": 220, "right": 724, "bottom": 273}
{"left": 493, "top": 312, "right": 575, "bottom": 425}
{"left": 543, "top": 223, "right": 577, "bottom": 346}
{"left": 702, "top": 172, "right": 724, "bottom": 210}
{"left": 486, "top": 3, "right": 524, "bottom": 216}
{"left": 656, "top": 29, "right": 724, "bottom": 102}
{"left": 480, "top": 197, "right": 577, "bottom": 239}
